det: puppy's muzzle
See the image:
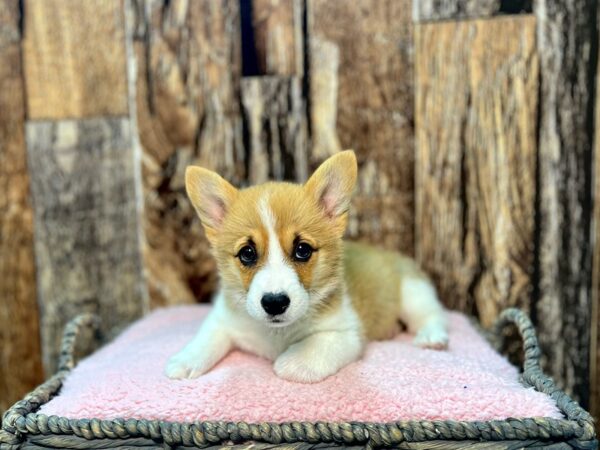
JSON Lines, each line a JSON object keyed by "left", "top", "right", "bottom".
{"left": 261, "top": 293, "right": 290, "bottom": 316}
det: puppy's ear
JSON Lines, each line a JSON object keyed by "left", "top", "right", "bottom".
{"left": 185, "top": 166, "right": 238, "bottom": 242}
{"left": 304, "top": 150, "right": 357, "bottom": 227}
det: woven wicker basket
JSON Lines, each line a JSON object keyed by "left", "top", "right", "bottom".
{"left": 1, "top": 309, "right": 597, "bottom": 449}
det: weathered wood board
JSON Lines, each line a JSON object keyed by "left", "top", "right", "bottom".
{"left": 308, "top": 0, "right": 415, "bottom": 253}
{"left": 130, "top": 0, "right": 243, "bottom": 307}
{"left": 0, "top": 0, "right": 44, "bottom": 412}
{"left": 0, "top": 0, "right": 19, "bottom": 45}
{"left": 413, "top": 0, "right": 500, "bottom": 22}
{"left": 414, "top": 16, "right": 538, "bottom": 322}
{"left": 534, "top": 0, "right": 597, "bottom": 407}
{"left": 592, "top": 4, "right": 600, "bottom": 420}
{"left": 251, "top": 0, "right": 303, "bottom": 76}
{"left": 241, "top": 76, "right": 307, "bottom": 184}
{"left": 592, "top": 38, "right": 600, "bottom": 420}
{"left": 26, "top": 118, "right": 147, "bottom": 374}
{"left": 22, "top": 0, "right": 128, "bottom": 119}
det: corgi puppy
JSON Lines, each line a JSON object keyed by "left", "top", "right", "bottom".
{"left": 166, "top": 151, "right": 448, "bottom": 383}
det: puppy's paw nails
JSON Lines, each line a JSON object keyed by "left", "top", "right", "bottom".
{"left": 414, "top": 327, "right": 449, "bottom": 350}
{"left": 274, "top": 353, "right": 333, "bottom": 383}
{"left": 165, "top": 351, "right": 208, "bottom": 380}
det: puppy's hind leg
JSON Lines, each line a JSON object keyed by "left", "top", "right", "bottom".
{"left": 399, "top": 277, "right": 449, "bottom": 350}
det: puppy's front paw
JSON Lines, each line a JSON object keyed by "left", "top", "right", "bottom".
{"left": 165, "top": 348, "right": 211, "bottom": 380}
{"left": 414, "top": 325, "right": 449, "bottom": 350}
{"left": 274, "top": 349, "right": 337, "bottom": 383}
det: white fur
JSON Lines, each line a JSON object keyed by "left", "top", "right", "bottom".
{"left": 166, "top": 291, "right": 364, "bottom": 382}
{"left": 166, "top": 273, "right": 448, "bottom": 381}
{"left": 165, "top": 295, "right": 233, "bottom": 379}
{"left": 399, "top": 277, "right": 449, "bottom": 349}
{"left": 245, "top": 197, "right": 310, "bottom": 326}
{"left": 273, "top": 293, "right": 363, "bottom": 382}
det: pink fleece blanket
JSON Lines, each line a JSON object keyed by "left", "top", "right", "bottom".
{"left": 40, "top": 305, "right": 562, "bottom": 423}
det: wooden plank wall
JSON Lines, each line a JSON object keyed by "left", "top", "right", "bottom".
{"left": 309, "top": 0, "right": 415, "bottom": 253}
{"left": 413, "top": 0, "right": 500, "bottom": 22}
{"left": 414, "top": 0, "right": 598, "bottom": 411}
{"left": 132, "top": 0, "right": 243, "bottom": 307}
{"left": 22, "top": 0, "right": 148, "bottom": 375}
{"left": 414, "top": 16, "right": 538, "bottom": 322}
{"left": 132, "top": 0, "right": 417, "bottom": 307}
{"left": 0, "top": 0, "right": 43, "bottom": 413}
{"left": 590, "top": 4, "right": 600, "bottom": 422}
{"left": 251, "top": 0, "right": 303, "bottom": 76}
{"left": 534, "top": 0, "right": 598, "bottom": 407}
{"left": 0, "top": 0, "right": 599, "bottom": 420}
{"left": 241, "top": 76, "right": 308, "bottom": 183}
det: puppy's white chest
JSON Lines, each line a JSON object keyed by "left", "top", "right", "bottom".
{"left": 226, "top": 310, "right": 294, "bottom": 360}
{"left": 222, "top": 291, "right": 362, "bottom": 362}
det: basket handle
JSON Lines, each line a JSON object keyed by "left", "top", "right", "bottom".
{"left": 490, "top": 308, "right": 541, "bottom": 372}
{"left": 57, "top": 313, "right": 101, "bottom": 372}
{"left": 491, "top": 308, "right": 595, "bottom": 435}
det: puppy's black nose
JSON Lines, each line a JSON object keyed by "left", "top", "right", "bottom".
{"left": 261, "top": 293, "right": 290, "bottom": 316}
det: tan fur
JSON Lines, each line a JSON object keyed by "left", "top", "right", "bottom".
{"left": 344, "top": 241, "right": 426, "bottom": 340}
{"left": 214, "top": 181, "right": 345, "bottom": 314}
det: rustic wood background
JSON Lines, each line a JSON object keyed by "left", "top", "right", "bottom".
{"left": 0, "top": 0, "right": 598, "bottom": 424}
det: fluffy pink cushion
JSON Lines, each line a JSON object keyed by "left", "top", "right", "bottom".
{"left": 40, "top": 305, "right": 562, "bottom": 423}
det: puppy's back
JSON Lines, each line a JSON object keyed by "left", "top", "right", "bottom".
{"left": 343, "top": 240, "right": 429, "bottom": 340}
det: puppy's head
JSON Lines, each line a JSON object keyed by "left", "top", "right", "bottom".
{"left": 185, "top": 151, "right": 357, "bottom": 327}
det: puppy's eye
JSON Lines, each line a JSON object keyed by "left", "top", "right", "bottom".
{"left": 238, "top": 245, "right": 257, "bottom": 266}
{"left": 293, "top": 242, "right": 313, "bottom": 262}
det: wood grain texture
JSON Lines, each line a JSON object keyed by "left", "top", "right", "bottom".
{"left": 308, "top": 0, "right": 415, "bottom": 253}
{"left": 0, "top": 0, "right": 44, "bottom": 413}
{"left": 0, "top": 0, "right": 19, "bottom": 45}
{"left": 252, "top": 0, "right": 303, "bottom": 76}
{"left": 412, "top": 0, "right": 500, "bottom": 22}
{"left": 241, "top": 76, "right": 308, "bottom": 184}
{"left": 414, "top": 16, "right": 538, "bottom": 323}
{"left": 26, "top": 118, "right": 147, "bottom": 374}
{"left": 592, "top": 13, "right": 600, "bottom": 423}
{"left": 308, "top": 37, "right": 341, "bottom": 162}
{"left": 23, "top": 0, "right": 128, "bottom": 119}
{"left": 534, "top": 0, "right": 597, "bottom": 407}
{"left": 130, "top": 0, "right": 243, "bottom": 307}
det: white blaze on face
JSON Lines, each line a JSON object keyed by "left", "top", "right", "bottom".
{"left": 246, "top": 197, "right": 310, "bottom": 326}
